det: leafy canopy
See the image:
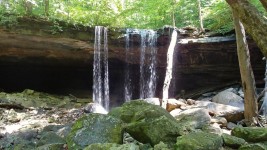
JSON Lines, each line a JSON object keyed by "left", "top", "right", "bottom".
{"left": 0, "top": 0, "right": 266, "bottom": 34}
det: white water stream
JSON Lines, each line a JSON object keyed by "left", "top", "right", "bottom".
{"left": 93, "top": 26, "right": 109, "bottom": 110}
{"left": 124, "top": 29, "right": 157, "bottom": 101}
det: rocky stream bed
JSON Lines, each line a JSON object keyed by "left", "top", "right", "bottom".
{"left": 0, "top": 86, "right": 267, "bottom": 150}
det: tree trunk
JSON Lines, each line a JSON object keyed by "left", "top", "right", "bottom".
{"left": 162, "top": 29, "right": 177, "bottom": 109}
{"left": 23, "top": 0, "right": 33, "bottom": 15}
{"left": 197, "top": 0, "right": 204, "bottom": 32}
{"left": 259, "top": 0, "right": 267, "bottom": 11}
{"left": 44, "top": 0, "right": 49, "bottom": 16}
{"left": 225, "top": 0, "right": 267, "bottom": 57}
{"left": 232, "top": 10, "right": 258, "bottom": 126}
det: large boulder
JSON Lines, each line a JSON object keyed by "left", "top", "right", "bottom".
{"left": 37, "top": 131, "right": 66, "bottom": 147}
{"left": 109, "top": 100, "right": 184, "bottom": 146}
{"left": 37, "top": 143, "right": 66, "bottom": 150}
{"left": 195, "top": 101, "right": 244, "bottom": 122}
{"left": 232, "top": 127, "right": 267, "bottom": 142}
{"left": 173, "top": 108, "right": 211, "bottom": 130}
{"left": 212, "top": 90, "right": 244, "bottom": 108}
{"left": 66, "top": 113, "right": 124, "bottom": 150}
{"left": 221, "top": 133, "right": 247, "bottom": 149}
{"left": 239, "top": 143, "right": 267, "bottom": 150}
{"left": 109, "top": 100, "right": 175, "bottom": 123}
{"left": 175, "top": 132, "right": 223, "bottom": 150}
{"left": 84, "top": 143, "right": 140, "bottom": 150}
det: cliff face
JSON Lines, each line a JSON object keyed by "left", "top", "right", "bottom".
{"left": 0, "top": 18, "right": 264, "bottom": 106}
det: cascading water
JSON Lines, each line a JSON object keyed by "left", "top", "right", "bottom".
{"left": 124, "top": 29, "right": 157, "bottom": 101}
{"left": 139, "top": 30, "right": 146, "bottom": 99}
{"left": 146, "top": 30, "right": 157, "bottom": 98}
{"left": 103, "top": 27, "right": 109, "bottom": 110}
{"left": 93, "top": 26, "right": 109, "bottom": 110}
{"left": 140, "top": 30, "right": 158, "bottom": 99}
{"left": 124, "top": 29, "right": 132, "bottom": 102}
{"left": 260, "top": 60, "right": 267, "bottom": 118}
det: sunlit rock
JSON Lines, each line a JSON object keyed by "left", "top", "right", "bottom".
{"left": 166, "top": 99, "right": 186, "bottom": 112}
{"left": 195, "top": 101, "right": 244, "bottom": 122}
{"left": 83, "top": 103, "right": 108, "bottom": 114}
{"left": 210, "top": 117, "right": 228, "bottom": 127}
{"left": 212, "top": 90, "right": 244, "bottom": 109}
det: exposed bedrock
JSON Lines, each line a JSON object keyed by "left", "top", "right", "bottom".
{"left": 0, "top": 18, "right": 264, "bottom": 107}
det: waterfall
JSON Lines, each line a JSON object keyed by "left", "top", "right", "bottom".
{"left": 124, "top": 29, "right": 132, "bottom": 102}
{"left": 139, "top": 30, "right": 146, "bottom": 99}
{"left": 260, "top": 60, "right": 267, "bottom": 118}
{"left": 140, "top": 29, "right": 157, "bottom": 99}
{"left": 93, "top": 26, "right": 109, "bottom": 111}
{"left": 147, "top": 30, "right": 157, "bottom": 98}
{"left": 103, "top": 27, "right": 109, "bottom": 110}
{"left": 124, "top": 29, "right": 157, "bottom": 101}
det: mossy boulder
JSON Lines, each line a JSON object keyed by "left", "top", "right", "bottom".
{"left": 37, "top": 131, "right": 66, "bottom": 147}
{"left": 108, "top": 100, "right": 175, "bottom": 123}
{"left": 66, "top": 113, "right": 124, "bottom": 150}
{"left": 83, "top": 143, "right": 140, "bottom": 150}
{"left": 232, "top": 127, "right": 267, "bottom": 142}
{"left": 37, "top": 143, "right": 66, "bottom": 150}
{"left": 175, "top": 132, "right": 223, "bottom": 150}
{"left": 126, "top": 115, "right": 183, "bottom": 146}
{"left": 239, "top": 143, "right": 267, "bottom": 150}
{"left": 109, "top": 100, "right": 184, "bottom": 146}
{"left": 222, "top": 133, "right": 247, "bottom": 149}
{"left": 174, "top": 108, "right": 211, "bottom": 131}
{"left": 154, "top": 142, "right": 172, "bottom": 150}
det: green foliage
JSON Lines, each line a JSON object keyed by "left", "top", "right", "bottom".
{"left": 0, "top": 14, "right": 18, "bottom": 28}
{"left": 50, "top": 20, "right": 63, "bottom": 34}
{"left": 203, "top": 0, "right": 233, "bottom": 34}
{"left": 0, "top": 0, "right": 265, "bottom": 34}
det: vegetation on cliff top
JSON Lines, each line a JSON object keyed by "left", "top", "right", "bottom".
{"left": 0, "top": 0, "right": 266, "bottom": 34}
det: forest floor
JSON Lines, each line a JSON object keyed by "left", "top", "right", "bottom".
{"left": 0, "top": 87, "right": 265, "bottom": 149}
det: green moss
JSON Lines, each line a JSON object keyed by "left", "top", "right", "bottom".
{"left": 232, "top": 127, "right": 267, "bottom": 142}
{"left": 175, "top": 132, "right": 223, "bottom": 150}
{"left": 239, "top": 143, "right": 267, "bottom": 150}
{"left": 222, "top": 133, "right": 247, "bottom": 149}
{"left": 66, "top": 114, "right": 124, "bottom": 150}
